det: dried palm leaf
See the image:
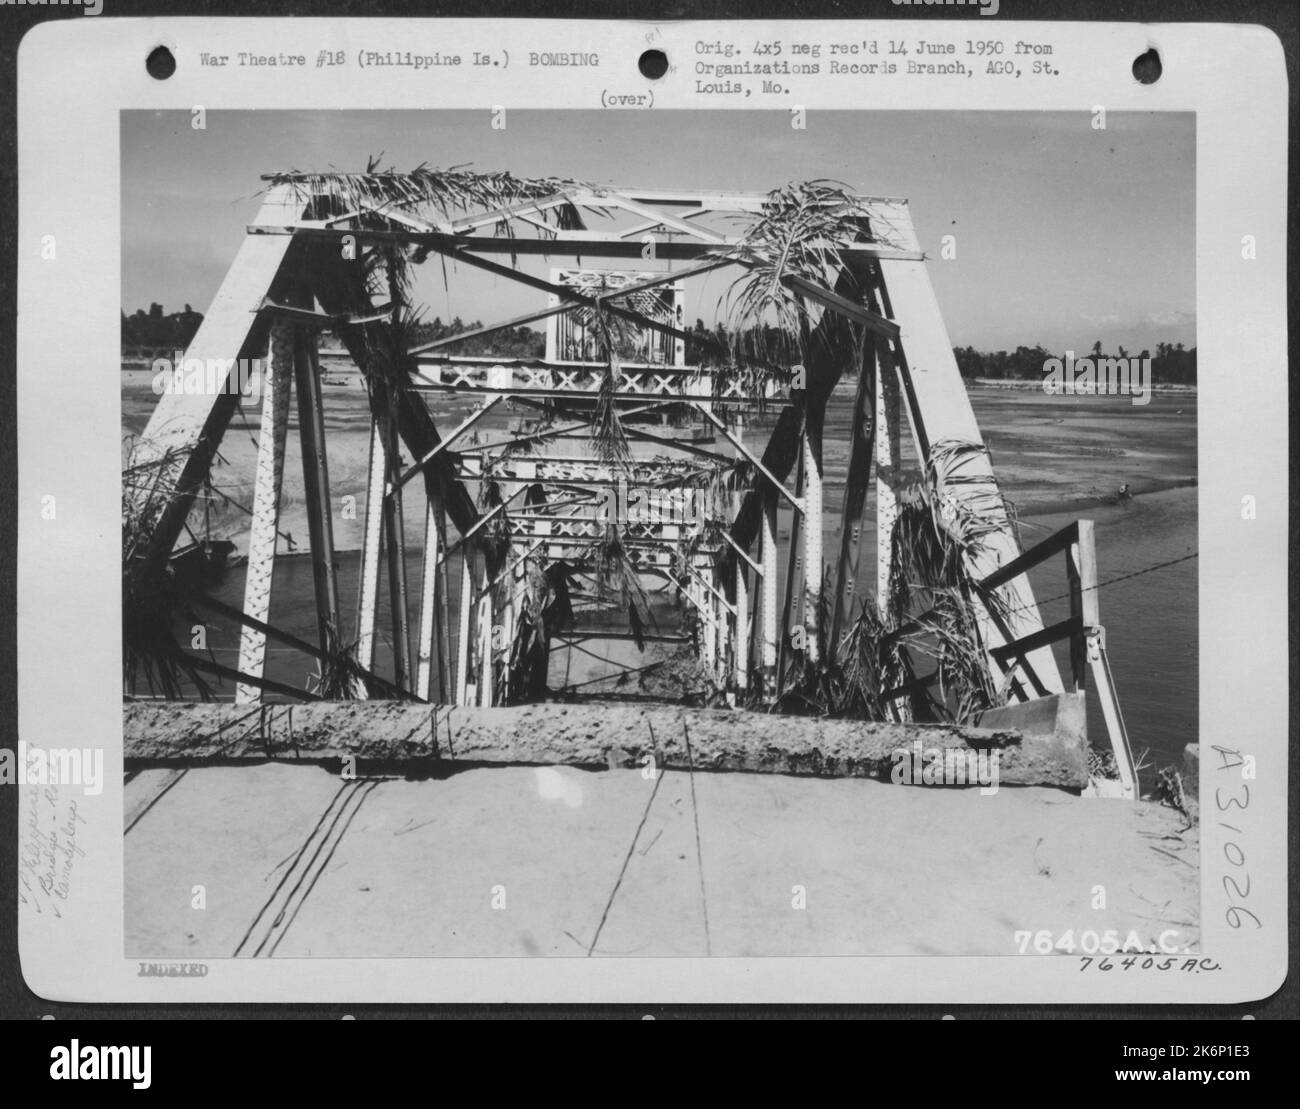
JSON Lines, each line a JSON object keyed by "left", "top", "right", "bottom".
{"left": 592, "top": 522, "right": 653, "bottom": 649}
{"left": 713, "top": 179, "right": 872, "bottom": 365}
{"left": 263, "top": 160, "right": 588, "bottom": 232}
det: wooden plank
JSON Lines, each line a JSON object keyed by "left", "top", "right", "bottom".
{"left": 1090, "top": 638, "right": 1139, "bottom": 799}
{"left": 1066, "top": 538, "right": 1085, "bottom": 691}
{"left": 1075, "top": 519, "right": 1100, "bottom": 627}
{"left": 989, "top": 618, "right": 1082, "bottom": 663}
{"left": 980, "top": 521, "right": 1080, "bottom": 591}
{"left": 879, "top": 669, "right": 942, "bottom": 704}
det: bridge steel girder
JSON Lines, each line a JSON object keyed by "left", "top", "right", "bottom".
{"left": 131, "top": 185, "right": 305, "bottom": 581}
{"left": 134, "top": 177, "right": 1063, "bottom": 710}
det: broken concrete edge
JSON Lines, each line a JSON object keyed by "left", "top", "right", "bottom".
{"left": 122, "top": 692, "right": 1089, "bottom": 789}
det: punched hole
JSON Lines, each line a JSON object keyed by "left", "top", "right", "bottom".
{"left": 1132, "top": 48, "right": 1162, "bottom": 85}
{"left": 146, "top": 46, "right": 176, "bottom": 81}
{"left": 638, "top": 49, "right": 669, "bottom": 80}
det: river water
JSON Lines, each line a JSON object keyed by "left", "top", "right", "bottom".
{"left": 123, "top": 372, "right": 1197, "bottom": 787}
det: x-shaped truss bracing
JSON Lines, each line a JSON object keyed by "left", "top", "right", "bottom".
{"left": 130, "top": 176, "right": 1090, "bottom": 747}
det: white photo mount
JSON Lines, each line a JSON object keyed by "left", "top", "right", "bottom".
{"left": 14, "top": 17, "right": 1289, "bottom": 1004}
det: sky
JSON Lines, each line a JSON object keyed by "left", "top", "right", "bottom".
{"left": 121, "top": 109, "right": 1195, "bottom": 353}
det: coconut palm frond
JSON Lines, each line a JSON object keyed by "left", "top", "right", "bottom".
{"left": 122, "top": 437, "right": 198, "bottom": 566}
{"left": 591, "top": 352, "right": 631, "bottom": 468}
{"left": 714, "top": 361, "right": 781, "bottom": 412}
{"left": 772, "top": 589, "right": 837, "bottom": 717}
{"left": 1000, "top": 492, "right": 1023, "bottom": 548}
{"left": 122, "top": 436, "right": 220, "bottom": 699}
{"left": 305, "top": 629, "right": 370, "bottom": 700}
{"left": 634, "top": 457, "right": 736, "bottom": 495}
{"left": 835, "top": 597, "right": 908, "bottom": 719}
{"left": 714, "top": 179, "right": 871, "bottom": 364}
{"left": 892, "top": 589, "right": 1015, "bottom": 724}
{"left": 886, "top": 438, "right": 1013, "bottom": 615}
{"left": 593, "top": 523, "right": 653, "bottom": 649}
{"left": 927, "top": 436, "right": 990, "bottom": 475}
{"left": 504, "top": 557, "right": 577, "bottom": 704}
{"left": 552, "top": 286, "right": 637, "bottom": 468}
{"left": 886, "top": 491, "right": 948, "bottom": 626}
{"left": 469, "top": 474, "right": 513, "bottom": 568}
{"left": 357, "top": 236, "right": 413, "bottom": 305}
{"left": 920, "top": 438, "right": 1023, "bottom": 631}
{"left": 878, "top": 439, "right": 1020, "bottom": 721}
{"left": 263, "top": 162, "right": 588, "bottom": 232}
{"left": 673, "top": 502, "right": 730, "bottom": 586}
{"left": 122, "top": 583, "right": 216, "bottom": 702}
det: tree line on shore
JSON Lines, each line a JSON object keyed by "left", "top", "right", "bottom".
{"left": 121, "top": 303, "right": 205, "bottom": 357}
{"left": 953, "top": 341, "right": 1197, "bottom": 385}
{"left": 121, "top": 308, "right": 548, "bottom": 361}
{"left": 122, "top": 305, "right": 1197, "bottom": 386}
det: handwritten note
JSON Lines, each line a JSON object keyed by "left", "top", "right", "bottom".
{"left": 19, "top": 786, "right": 86, "bottom": 919}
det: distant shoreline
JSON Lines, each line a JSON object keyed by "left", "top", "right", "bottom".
{"left": 966, "top": 377, "right": 1197, "bottom": 393}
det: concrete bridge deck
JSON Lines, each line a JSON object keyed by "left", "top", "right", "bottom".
{"left": 125, "top": 762, "right": 1198, "bottom": 959}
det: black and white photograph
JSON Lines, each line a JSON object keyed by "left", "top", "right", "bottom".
{"left": 117, "top": 108, "right": 1201, "bottom": 959}
{"left": 7, "top": 13, "right": 1290, "bottom": 1020}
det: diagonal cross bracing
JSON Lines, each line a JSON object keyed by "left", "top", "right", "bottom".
{"left": 130, "top": 172, "right": 1063, "bottom": 713}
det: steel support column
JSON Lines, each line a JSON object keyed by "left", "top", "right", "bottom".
{"left": 293, "top": 327, "right": 342, "bottom": 661}
{"left": 760, "top": 490, "right": 779, "bottom": 699}
{"left": 416, "top": 499, "right": 446, "bottom": 701}
{"left": 354, "top": 420, "right": 386, "bottom": 679}
{"left": 235, "top": 322, "right": 293, "bottom": 705}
